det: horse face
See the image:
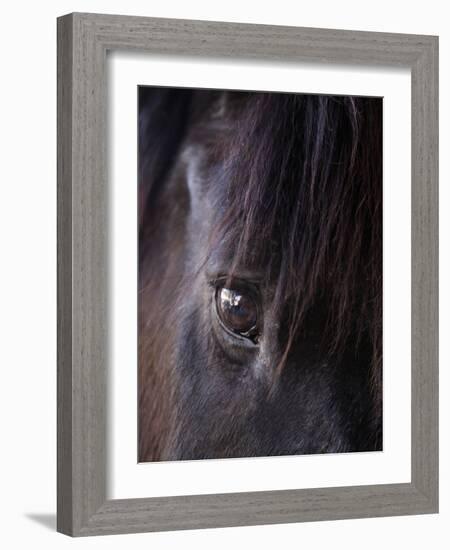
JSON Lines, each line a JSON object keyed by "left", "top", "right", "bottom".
{"left": 164, "top": 138, "right": 374, "bottom": 460}
{"left": 138, "top": 90, "right": 382, "bottom": 461}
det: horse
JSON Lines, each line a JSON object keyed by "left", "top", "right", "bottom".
{"left": 138, "top": 88, "right": 382, "bottom": 461}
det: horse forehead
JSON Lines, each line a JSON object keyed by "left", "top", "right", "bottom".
{"left": 180, "top": 134, "right": 278, "bottom": 275}
{"left": 181, "top": 139, "right": 231, "bottom": 217}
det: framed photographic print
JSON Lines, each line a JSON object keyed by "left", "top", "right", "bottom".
{"left": 57, "top": 12, "right": 438, "bottom": 536}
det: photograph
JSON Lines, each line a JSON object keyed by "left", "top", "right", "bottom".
{"left": 138, "top": 88, "right": 383, "bottom": 462}
{"left": 0, "top": 0, "right": 442, "bottom": 543}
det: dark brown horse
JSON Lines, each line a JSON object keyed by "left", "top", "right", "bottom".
{"left": 138, "top": 88, "right": 382, "bottom": 461}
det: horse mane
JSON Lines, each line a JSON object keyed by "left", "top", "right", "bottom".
{"left": 139, "top": 88, "right": 382, "bottom": 416}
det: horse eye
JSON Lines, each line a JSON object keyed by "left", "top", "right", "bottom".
{"left": 215, "top": 287, "right": 259, "bottom": 342}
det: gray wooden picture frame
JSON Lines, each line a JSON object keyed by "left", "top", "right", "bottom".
{"left": 57, "top": 12, "right": 439, "bottom": 537}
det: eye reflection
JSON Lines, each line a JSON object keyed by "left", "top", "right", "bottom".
{"left": 215, "top": 286, "right": 259, "bottom": 342}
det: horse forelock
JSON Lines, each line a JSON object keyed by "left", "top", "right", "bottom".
{"left": 190, "top": 93, "right": 382, "bottom": 389}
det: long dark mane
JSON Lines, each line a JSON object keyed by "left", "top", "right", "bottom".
{"left": 139, "top": 89, "right": 382, "bottom": 459}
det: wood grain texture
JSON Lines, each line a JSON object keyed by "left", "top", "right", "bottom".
{"left": 57, "top": 12, "right": 439, "bottom": 536}
{"left": 410, "top": 37, "right": 439, "bottom": 506}
{"left": 57, "top": 14, "right": 73, "bottom": 535}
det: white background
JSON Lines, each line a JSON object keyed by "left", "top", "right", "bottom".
{"left": 109, "top": 55, "right": 411, "bottom": 498}
{"left": 0, "top": 1, "right": 447, "bottom": 549}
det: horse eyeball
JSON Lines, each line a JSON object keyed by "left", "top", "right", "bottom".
{"left": 215, "top": 287, "right": 258, "bottom": 340}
